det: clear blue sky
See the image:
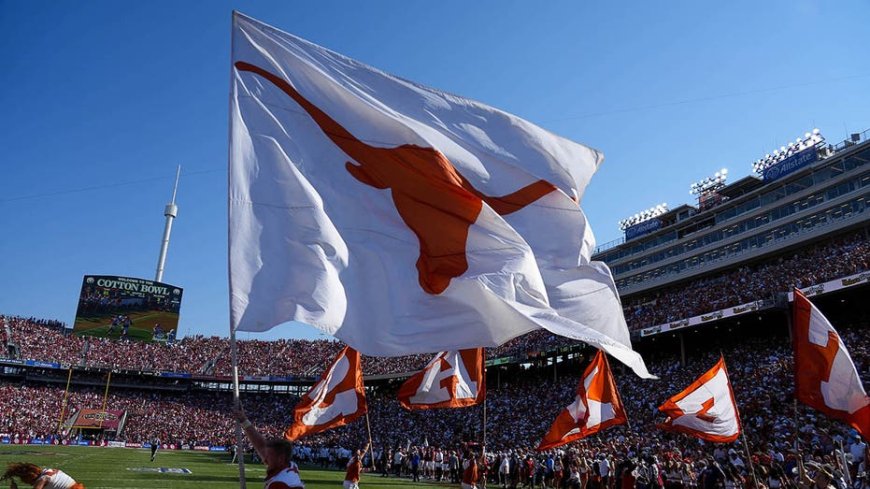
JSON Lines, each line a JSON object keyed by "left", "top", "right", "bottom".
{"left": 2, "top": 0, "right": 868, "bottom": 341}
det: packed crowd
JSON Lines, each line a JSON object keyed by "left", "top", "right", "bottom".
{"left": 622, "top": 231, "right": 870, "bottom": 330}
{"left": 2, "top": 233, "right": 867, "bottom": 380}
{"left": 1, "top": 320, "right": 867, "bottom": 489}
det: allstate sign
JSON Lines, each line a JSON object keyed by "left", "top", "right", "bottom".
{"left": 763, "top": 148, "right": 817, "bottom": 182}
{"left": 625, "top": 218, "right": 662, "bottom": 240}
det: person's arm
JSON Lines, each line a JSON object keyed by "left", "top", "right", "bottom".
{"left": 32, "top": 477, "right": 48, "bottom": 489}
{"left": 233, "top": 407, "right": 266, "bottom": 461}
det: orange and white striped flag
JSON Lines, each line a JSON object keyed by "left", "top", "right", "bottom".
{"left": 398, "top": 349, "right": 485, "bottom": 410}
{"left": 285, "top": 346, "right": 367, "bottom": 440}
{"left": 538, "top": 350, "right": 627, "bottom": 450}
{"left": 657, "top": 356, "right": 741, "bottom": 443}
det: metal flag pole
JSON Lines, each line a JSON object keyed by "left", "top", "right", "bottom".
{"left": 228, "top": 11, "right": 247, "bottom": 489}
{"left": 482, "top": 397, "right": 487, "bottom": 455}
{"left": 481, "top": 358, "right": 488, "bottom": 457}
{"left": 231, "top": 326, "right": 247, "bottom": 489}
{"left": 56, "top": 367, "right": 74, "bottom": 433}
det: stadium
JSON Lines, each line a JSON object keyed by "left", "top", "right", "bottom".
{"left": 3, "top": 4, "right": 870, "bottom": 489}
{"left": 2, "top": 127, "right": 868, "bottom": 487}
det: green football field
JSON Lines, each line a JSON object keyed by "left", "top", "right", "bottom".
{"left": 73, "top": 310, "right": 179, "bottom": 342}
{"left": 0, "top": 446, "right": 446, "bottom": 489}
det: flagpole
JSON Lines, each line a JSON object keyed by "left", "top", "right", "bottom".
{"left": 57, "top": 367, "right": 73, "bottom": 434}
{"left": 482, "top": 359, "right": 487, "bottom": 456}
{"left": 482, "top": 397, "right": 487, "bottom": 455}
{"left": 722, "top": 352, "right": 759, "bottom": 489}
{"left": 231, "top": 326, "right": 248, "bottom": 489}
{"left": 228, "top": 11, "right": 248, "bottom": 489}
{"left": 365, "top": 411, "right": 374, "bottom": 453}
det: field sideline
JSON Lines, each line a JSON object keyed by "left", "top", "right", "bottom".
{"left": 0, "top": 446, "right": 446, "bottom": 489}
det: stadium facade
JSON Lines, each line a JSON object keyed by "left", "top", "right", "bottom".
{"left": 599, "top": 129, "right": 869, "bottom": 339}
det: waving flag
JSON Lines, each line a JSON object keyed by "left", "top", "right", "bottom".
{"left": 285, "top": 346, "right": 366, "bottom": 440}
{"left": 398, "top": 349, "right": 485, "bottom": 410}
{"left": 229, "top": 12, "right": 652, "bottom": 378}
{"left": 793, "top": 289, "right": 869, "bottom": 439}
{"left": 658, "top": 356, "right": 741, "bottom": 443}
{"left": 538, "top": 350, "right": 627, "bottom": 450}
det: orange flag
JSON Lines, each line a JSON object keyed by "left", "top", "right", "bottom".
{"left": 658, "top": 356, "right": 741, "bottom": 443}
{"left": 398, "top": 349, "right": 485, "bottom": 410}
{"left": 285, "top": 346, "right": 367, "bottom": 440}
{"left": 538, "top": 350, "right": 627, "bottom": 450}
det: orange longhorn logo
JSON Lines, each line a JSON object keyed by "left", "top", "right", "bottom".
{"left": 236, "top": 62, "right": 556, "bottom": 294}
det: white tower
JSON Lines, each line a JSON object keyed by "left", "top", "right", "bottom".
{"left": 155, "top": 165, "right": 181, "bottom": 283}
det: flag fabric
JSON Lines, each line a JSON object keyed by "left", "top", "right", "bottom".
{"left": 284, "top": 346, "right": 367, "bottom": 440}
{"left": 398, "top": 349, "right": 485, "bottom": 410}
{"left": 658, "top": 356, "right": 741, "bottom": 443}
{"left": 538, "top": 350, "right": 627, "bottom": 450}
{"left": 228, "top": 12, "right": 652, "bottom": 378}
{"left": 793, "top": 289, "right": 869, "bottom": 439}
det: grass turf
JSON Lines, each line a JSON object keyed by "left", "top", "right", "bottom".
{"left": 0, "top": 445, "right": 446, "bottom": 489}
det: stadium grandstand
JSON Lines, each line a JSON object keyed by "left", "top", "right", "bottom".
{"left": 1, "top": 128, "right": 868, "bottom": 487}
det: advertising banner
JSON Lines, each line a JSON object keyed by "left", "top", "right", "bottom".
{"left": 625, "top": 218, "right": 662, "bottom": 241}
{"left": 73, "top": 275, "right": 183, "bottom": 342}
{"left": 71, "top": 409, "right": 125, "bottom": 430}
{"left": 762, "top": 148, "right": 818, "bottom": 182}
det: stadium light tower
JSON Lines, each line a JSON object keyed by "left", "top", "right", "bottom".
{"left": 690, "top": 168, "right": 728, "bottom": 210}
{"left": 155, "top": 165, "right": 181, "bottom": 283}
{"left": 618, "top": 203, "right": 669, "bottom": 231}
{"left": 751, "top": 129, "right": 824, "bottom": 175}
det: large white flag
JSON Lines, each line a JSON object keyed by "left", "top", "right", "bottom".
{"left": 229, "top": 12, "right": 652, "bottom": 378}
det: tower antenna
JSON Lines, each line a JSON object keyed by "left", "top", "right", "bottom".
{"left": 155, "top": 165, "right": 181, "bottom": 282}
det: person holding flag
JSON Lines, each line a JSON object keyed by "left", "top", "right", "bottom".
{"left": 462, "top": 452, "right": 482, "bottom": 489}
{"left": 233, "top": 407, "right": 305, "bottom": 489}
{"left": 343, "top": 442, "right": 370, "bottom": 489}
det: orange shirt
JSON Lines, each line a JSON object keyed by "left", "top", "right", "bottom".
{"left": 345, "top": 456, "right": 362, "bottom": 483}
{"left": 463, "top": 463, "right": 479, "bottom": 485}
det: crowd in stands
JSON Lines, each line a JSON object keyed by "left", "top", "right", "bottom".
{"left": 1, "top": 318, "right": 868, "bottom": 489}
{"left": 622, "top": 231, "right": 870, "bottom": 330}
{"left": 2, "top": 232, "right": 867, "bottom": 380}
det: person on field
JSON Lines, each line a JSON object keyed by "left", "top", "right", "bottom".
{"left": 462, "top": 453, "right": 481, "bottom": 489}
{"left": 344, "top": 443, "right": 370, "bottom": 489}
{"left": 234, "top": 407, "right": 304, "bottom": 489}
{"left": 1, "top": 463, "right": 84, "bottom": 489}
{"left": 150, "top": 436, "right": 160, "bottom": 462}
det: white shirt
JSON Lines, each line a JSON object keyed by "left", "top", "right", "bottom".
{"left": 265, "top": 463, "right": 304, "bottom": 489}
{"left": 851, "top": 441, "right": 867, "bottom": 462}
{"left": 38, "top": 469, "right": 77, "bottom": 489}
{"left": 599, "top": 458, "right": 610, "bottom": 477}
